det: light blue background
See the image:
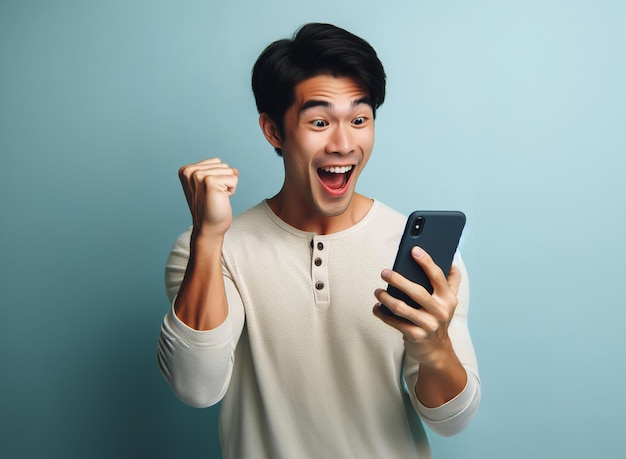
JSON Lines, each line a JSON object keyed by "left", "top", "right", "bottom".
{"left": 2, "top": 1, "right": 625, "bottom": 458}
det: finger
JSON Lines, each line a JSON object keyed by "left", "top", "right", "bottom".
{"left": 199, "top": 157, "right": 223, "bottom": 164}
{"left": 180, "top": 164, "right": 238, "bottom": 194}
{"left": 179, "top": 157, "right": 235, "bottom": 177}
{"left": 374, "top": 287, "right": 433, "bottom": 328}
{"left": 194, "top": 173, "right": 239, "bottom": 197}
{"left": 373, "top": 302, "right": 412, "bottom": 328}
{"left": 411, "top": 248, "right": 460, "bottom": 318}
{"left": 179, "top": 165, "right": 239, "bottom": 210}
{"left": 191, "top": 157, "right": 227, "bottom": 167}
{"left": 411, "top": 246, "right": 449, "bottom": 293}
{"left": 380, "top": 268, "right": 435, "bottom": 313}
{"left": 372, "top": 303, "right": 428, "bottom": 341}
{"left": 190, "top": 167, "right": 238, "bottom": 181}
{"left": 179, "top": 162, "right": 233, "bottom": 181}
{"left": 217, "top": 175, "right": 239, "bottom": 196}
{"left": 447, "top": 264, "right": 461, "bottom": 297}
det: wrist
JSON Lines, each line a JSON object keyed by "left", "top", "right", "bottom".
{"left": 190, "top": 228, "right": 225, "bottom": 251}
{"left": 416, "top": 341, "right": 458, "bottom": 371}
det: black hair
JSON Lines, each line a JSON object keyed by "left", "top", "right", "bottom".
{"left": 251, "top": 23, "right": 386, "bottom": 155}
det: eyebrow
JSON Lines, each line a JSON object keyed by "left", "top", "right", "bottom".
{"left": 298, "top": 97, "right": 373, "bottom": 115}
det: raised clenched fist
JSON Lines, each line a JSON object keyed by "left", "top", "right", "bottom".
{"left": 178, "top": 158, "right": 239, "bottom": 239}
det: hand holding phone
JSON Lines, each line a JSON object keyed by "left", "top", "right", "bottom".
{"left": 386, "top": 211, "right": 465, "bottom": 310}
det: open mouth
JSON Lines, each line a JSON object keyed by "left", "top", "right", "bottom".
{"left": 317, "top": 165, "right": 354, "bottom": 192}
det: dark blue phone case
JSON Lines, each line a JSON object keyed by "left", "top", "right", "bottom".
{"left": 386, "top": 210, "right": 466, "bottom": 309}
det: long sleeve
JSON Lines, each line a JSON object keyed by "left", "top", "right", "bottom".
{"left": 404, "top": 252, "right": 481, "bottom": 436}
{"left": 157, "top": 229, "right": 245, "bottom": 408}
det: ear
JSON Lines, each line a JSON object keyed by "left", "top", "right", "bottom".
{"left": 259, "top": 113, "right": 283, "bottom": 149}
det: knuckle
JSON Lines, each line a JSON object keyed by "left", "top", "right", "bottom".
{"left": 419, "top": 312, "right": 436, "bottom": 329}
{"left": 404, "top": 329, "right": 423, "bottom": 343}
{"left": 442, "top": 290, "right": 458, "bottom": 309}
{"left": 433, "top": 307, "right": 449, "bottom": 324}
{"left": 450, "top": 294, "right": 458, "bottom": 309}
{"left": 179, "top": 164, "right": 197, "bottom": 182}
{"left": 385, "top": 296, "right": 411, "bottom": 318}
{"left": 383, "top": 295, "right": 402, "bottom": 313}
{"left": 430, "top": 268, "right": 447, "bottom": 284}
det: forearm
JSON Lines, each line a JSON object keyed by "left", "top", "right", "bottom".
{"left": 404, "top": 253, "right": 481, "bottom": 435}
{"left": 414, "top": 344, "right": 467, "bottom": 408}
{"left": 159, "top": 228, "right": 245, "bottom": 408}
{"left": 174, "top": 233, "right": 228, "bottom": 331}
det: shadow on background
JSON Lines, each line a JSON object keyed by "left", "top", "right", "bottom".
{"left": 3, "top": 292, "right": 222, "bottom": 458}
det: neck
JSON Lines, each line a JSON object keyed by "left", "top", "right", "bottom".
{"left": 267, "top": 192, "right": 373, "bottom": 235}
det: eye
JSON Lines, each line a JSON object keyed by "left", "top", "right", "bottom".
{"left": 312, "top": 119, "right": 328, "bottom": 128}
{"left": 352, "top": 117, "right": 367, "bottom": 126}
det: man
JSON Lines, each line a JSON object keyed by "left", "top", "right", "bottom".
{"left": 158, "top": 23, "right": 480, "bottom": 458}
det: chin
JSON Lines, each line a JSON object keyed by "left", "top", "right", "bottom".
{"left": 315, "top": 196, "right": 353, "bottom": 217}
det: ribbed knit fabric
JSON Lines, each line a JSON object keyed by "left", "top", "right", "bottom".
{"left": 158, "top": 200, "right": 480, "bottom": 458}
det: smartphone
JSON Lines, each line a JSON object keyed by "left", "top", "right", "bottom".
{"left": 385, "top": 210, "right": 466, "bottom": 309}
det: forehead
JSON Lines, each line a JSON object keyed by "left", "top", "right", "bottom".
{"left": 292, "top": 75, "right": 370, "bottom": 108}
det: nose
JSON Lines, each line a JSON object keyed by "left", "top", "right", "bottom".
{"left": 325, "top": 123, "right": 355, "bottom": 155}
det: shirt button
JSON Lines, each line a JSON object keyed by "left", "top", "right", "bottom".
{"left": 317, "top": 242, "right": 324, "bottom": 251}
{"left": 314, "top": 257, "right": 322, "bottom": 266}
{"left": 315, "top": 281, "right": 325, "bottom": 290}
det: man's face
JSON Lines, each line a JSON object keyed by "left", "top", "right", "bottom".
{"left": 277, "top": 75, "right": 375, "bottom": 218}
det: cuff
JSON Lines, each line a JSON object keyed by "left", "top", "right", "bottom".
{"left": 416, "top": 372, "right": 476, "bottom": 421}
{"left": 412, "top": 368, "right": 481, "bottom": 435}
{"left": 164, "top": 302, "right": 232, "bottom": 348}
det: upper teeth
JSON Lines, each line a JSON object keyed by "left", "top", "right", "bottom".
{"left": 321, "top": 166, "right": 353, "bottom": 173}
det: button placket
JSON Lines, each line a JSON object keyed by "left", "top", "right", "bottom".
{"left": 311, "top": 237, "right": 330, "bottom": 307}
